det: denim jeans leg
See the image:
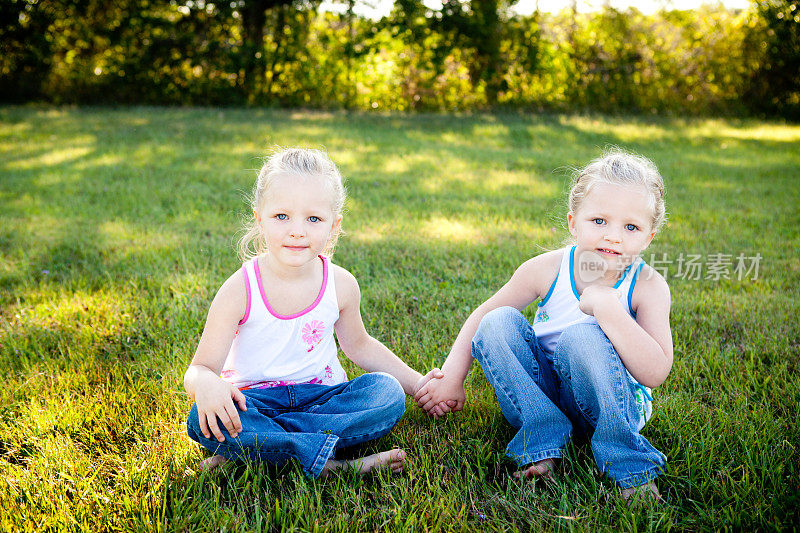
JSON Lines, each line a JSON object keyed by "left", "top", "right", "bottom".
{"left": 275, "top": 372, "right": 407, "bottom": 453}
{"left": 553, "top": 323, "right": 667, "bottom": 488}
{"left": 186, "top": 387, "right": 339, "bottom": 478}
{"left": 472, "top": 306, "right": 573, "bottom": 466}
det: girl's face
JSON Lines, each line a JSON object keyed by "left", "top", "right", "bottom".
{"left": 255, "top": 173, "right": 341, "bottom": 268}
{"left": 568, "top": 182, "right": 656, "bottom": 277}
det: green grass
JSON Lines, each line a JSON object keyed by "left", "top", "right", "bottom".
{"left": 1, "top": 106, "right": 799, "bottom": 531}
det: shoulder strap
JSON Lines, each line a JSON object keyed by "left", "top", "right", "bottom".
{"left": 540, "top": 247, "right": 572, "bottom": 305}
{"left": 238, "top": 260, "right": 256, "bottom": 325}
{"left": 626, "top": 259, "right": 646, "bottom": 316}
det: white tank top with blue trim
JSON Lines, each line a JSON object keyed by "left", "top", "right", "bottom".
{"left": 532, "top": 246, "right": 653, "bottom": 429}
{"left": 219, "top": 255, "right": 348, "bottom": 390}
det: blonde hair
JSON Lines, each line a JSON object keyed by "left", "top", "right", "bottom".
{"left": 569, "top": 148, "right": 666, "bottom": 233}
{"left": 237, "top": 148, "right": 347, "bottom": 260}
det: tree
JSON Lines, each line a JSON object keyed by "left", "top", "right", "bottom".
{"left": 435, "top": 0, "right": 522, "bottom": 105}
{"left": 746, "top": 0, "right": 800, "bottom": 118}
{"left": 0, "top": 0, "right": 58, "bottom": 100}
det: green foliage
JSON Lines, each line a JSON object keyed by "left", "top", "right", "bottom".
{"left": 0, "top": 0, "right": 56, "bottom": 101}
{"left": 498, "top": 6, "right": 764, "bottom": 115}
{"left": 0, "top": 0, "right": 247, "bottom": 105}
{"left": 745, "top": 0, "right": 800, "bottom": 118}
{"left": 0, "top": 2, "right": 797, "bottom": 114}
{"left": 1, "top": 106, "right": 799, "bottom": 530}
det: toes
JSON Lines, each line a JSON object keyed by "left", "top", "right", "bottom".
{"left": 515, "top": 458, "right": 556, "bottom": 480}
{"left": 390, "top": 449, "right": 406, "bottom": 472}
{"left": 390, "top": 449, "right": 406, "bottom": 462}
{"left": 622, "top": 481, "right": 661, "bottom": 504}
{"left": 389, "top": 450, "right": 406, "bottom": 469}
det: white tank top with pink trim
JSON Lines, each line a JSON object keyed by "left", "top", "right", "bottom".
{"left": 220, "top": 255, "right": 347, "bottom": 390}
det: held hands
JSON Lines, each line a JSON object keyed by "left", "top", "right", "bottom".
{"left": 412, "top": 368, "right": 445, "bottom": 398}
{"left": 194, "top": 374, "right": 248, "bottom": 443}
{"left": 413, "top": 371, "right": 465, "bottom": 420}
{"left": 412, "top": 368, "right": 457, "bottom": 419}
{"left": 578, "top": 285, "right": 623, "bottom": 317}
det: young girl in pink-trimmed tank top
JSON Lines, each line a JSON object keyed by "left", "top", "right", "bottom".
{"left": 183, "top": 148, "right": 445, "bottom": 477}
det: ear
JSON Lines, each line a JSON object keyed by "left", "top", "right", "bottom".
{"left": 331, "top": 216, "right": 342, "bottom": 236}
{"left": 254, "top": 209, "right": 267, "bottom": 239}
{"left": 645, "top": 230, "right": 657, "bottom": 248}
{"left": 567, "top": 212, "right": 577, "bottom": 237}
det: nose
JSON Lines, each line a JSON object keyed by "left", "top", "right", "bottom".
{"left": 604, "top": 228, "right": 621, "bottom": 243}
{"left": 289, "top": 220, "right": 305, "bottom": 238}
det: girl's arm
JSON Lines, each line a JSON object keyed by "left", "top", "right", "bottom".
{"left": 579, "top": 266, "right": 673, "bottom": 387}
{"left": 333, "top": 266, "right": 436, "bottom": 396}
{"left": 183, "top": 270, "right": 248, "bottom": 443}
{"left": 415, "top": 250, "right": 562, "bottom": 415}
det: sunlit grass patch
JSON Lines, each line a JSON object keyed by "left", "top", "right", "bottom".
{"left": 0, "top": 106, "right": 798, "bottom": 531}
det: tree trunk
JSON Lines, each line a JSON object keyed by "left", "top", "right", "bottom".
{"left": 241, "top": 0, "right": 270, "bottom": 99}
{"left": 264, "top": 5, "right": 288, "bottom": 98}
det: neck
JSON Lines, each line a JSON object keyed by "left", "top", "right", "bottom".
{"left": 262, "top": 253, "right": 320, "bottom": 280}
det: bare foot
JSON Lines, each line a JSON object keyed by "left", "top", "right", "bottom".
{"left": 321, "top": 448, "right": 406, "bottom": 477}
{"left": 513, "top": 458, "right": 558, "bottom": 480}
{"left": 199, "top": 454, "right": 229, "bottom": 472}
{"left": 621, "top": 480, "right": 661, "bottom": 504}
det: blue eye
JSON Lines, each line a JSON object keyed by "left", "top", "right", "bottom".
{"left": 308, "top": 216, "right": 320, "bottom": 223}
{"left": 625, "top": 223, "right": 638, "bottom": 231}
{"left": 593, "top": 218, "right": 605, "bottom": 225}
{"left": 276, "top": 214, "right": 288, "bottom": 220}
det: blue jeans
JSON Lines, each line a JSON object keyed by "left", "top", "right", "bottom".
{"left": 186, "top": 372, "right": 406, "bottom": 478}
{"left": 472, "top": 307, "right": 666, "bottom": 488}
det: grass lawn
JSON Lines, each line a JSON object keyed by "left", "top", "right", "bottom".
{"left": 1, "top": 106, "right": 798, "bottom": 531}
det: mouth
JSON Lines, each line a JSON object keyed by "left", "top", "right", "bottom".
{"left": 284, "top": 245, "right": 309, "bottom": 252}
{"left": 596, "top": 248, "right": 621, "bottom": 256}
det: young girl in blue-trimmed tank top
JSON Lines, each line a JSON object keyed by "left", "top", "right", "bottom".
{"left": 415, "top": 149, "right": 673, "bottom": 501}
{"left": 183, "top": 148, "right": 445, "bottom": 477}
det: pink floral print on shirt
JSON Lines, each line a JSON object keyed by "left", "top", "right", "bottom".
{"left": 301, "top": 320, "right": 325, "bottom": 351}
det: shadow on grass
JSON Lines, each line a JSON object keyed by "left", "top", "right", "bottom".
{"left": 1, "top": 107, "right": 799, "bottom": 530}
